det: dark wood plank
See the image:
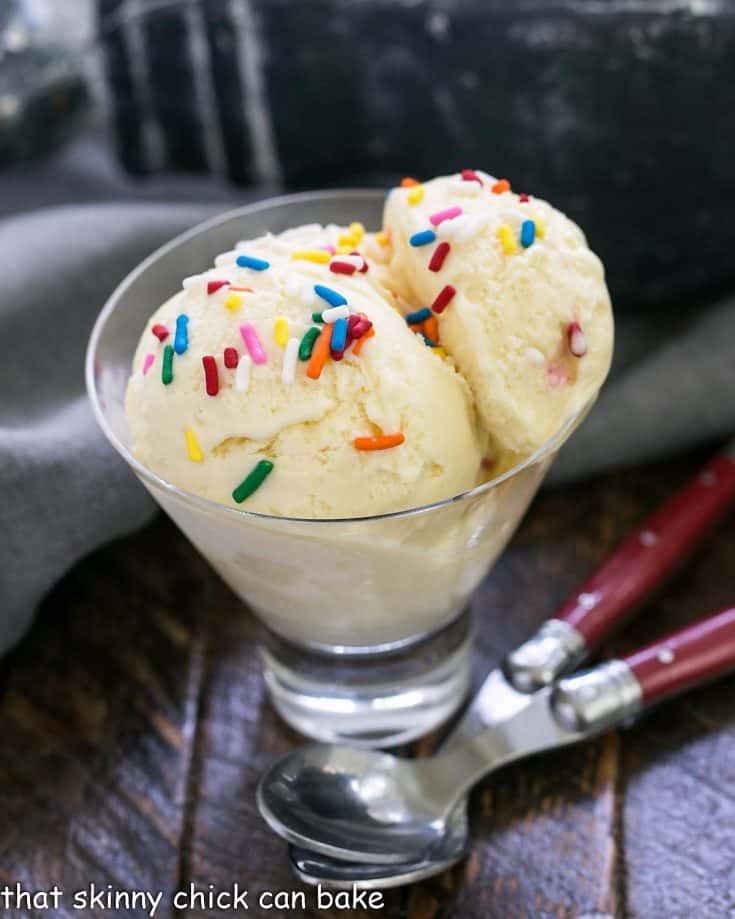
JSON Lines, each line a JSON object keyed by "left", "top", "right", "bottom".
{"left": 0, "top": 519, "right": 211, "bottom": 918}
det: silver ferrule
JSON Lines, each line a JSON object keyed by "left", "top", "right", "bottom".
{"left": 551, "top": 659, "right": 642, "bottom": 734}
{"left": 504, "top": 619, "right": 588, "bottom": 693}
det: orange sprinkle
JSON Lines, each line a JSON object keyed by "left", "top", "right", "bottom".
{"left": 375, "top": 230, "right": 390, "bottom": 247}
{"left": 228, "top": 286, "right": 254, "bottom": 292}
{"left": 306, "top": 323, "right": 333, "bottom": 379}
{"left": 352, "top": 327, "right": 375, "bottom": 356}
{"left": 423, "top": 316, "right": 439, "bottom": 342}
{"left": 354, "top": 432, "right": 405, "bottom": 451}
{"left": 400, "top": 177, "right": 420, "bottom": 187}
{"left": 491, "top": 178, "right": 511, "bottom": 194}
{"left": 409, "top": 322, "right": 423, "bottom": 333}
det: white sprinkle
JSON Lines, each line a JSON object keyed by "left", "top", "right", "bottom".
{"left": 525, "top": 347, "right": 545, "bottom": 366}
{"left": 640, "top": 530, "right": 658, "bottom": 547}
{"left": 281, "top": 337, "right": 299, "bottom": 385}
{"left": 214, "top": 249, "right": 239, "bottom": 266}
{"left": 235, "top": 354, "right": 252, "bottom": 392}
{"left": 578, "top": 592, "right": 598, "bottom": 610}
{"left": 568, "top": 322, "right": 588, "bottom": 358}
{"left": 657, "top": 648, "right": 675, "bottom": 664}
{"left": 500, "top": 208, "right": 523, "bottom": 228}
{"left": 448, "top": 178, "right": 482, "bottom": 196}
{"left": 284, "top": 274, "right": 301, "bottom": 298}
{"left": 322, "top": 305, "right": 350, "bottom": 323}
{"left": 438, "top": 214, "right": 487, "bottom": 243}
{"left": 331, "top": 254, "right": 363, "bottom": 270}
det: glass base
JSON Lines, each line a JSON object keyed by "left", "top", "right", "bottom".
{"left": 259, "top": 609, "right": 472, "bottom": 747}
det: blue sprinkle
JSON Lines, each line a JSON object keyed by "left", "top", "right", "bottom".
{"left": 174, "top": 314, "right": 189, "bottom": 354}
{"left": 314, "top": 284, "right": 347, "bottom": 307}
{"left": 520, "top": 220, "right": 536, "bottom": 248}
{"left": 421, "top": 333, "right": 435, "bottom": 347}
{"left": 406, "top": 307, "right": 432, "bottom": 325}
{"left": 236, "top": 254, "right": 270, "bottom": 271}
{"left": 331, "top": 317, "right": 348, "bottom": 351}
{"left": 410, "top": 229, "right": 437, "bottom": 247}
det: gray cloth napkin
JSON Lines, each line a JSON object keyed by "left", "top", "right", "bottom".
{"left": 1, "top": 137, "right": 733, "bottom": 655}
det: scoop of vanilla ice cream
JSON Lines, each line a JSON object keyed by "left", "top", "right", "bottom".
{"left": 384, "top": 173, "right": 613, "bottom": 456}
{"left": 125, "top": 223, "right": 484, "bottom": 517}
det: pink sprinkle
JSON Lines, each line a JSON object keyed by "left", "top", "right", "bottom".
{"left": 319, "top": 244, "right": 337, "bottom": 254}
{"left": 224, "top": 347, "right": 239, "bottom": 368}
{"left": 142, "top": 353, "right": 155, "bottom": 375}
{"left": 567, "top": 321, "right": 587, "bottom": 357}
{"left": 240, "top": 323, "right": 267, "bottom": 364}
{"left": 547, "top": 365, "right": 569, "bottom": 387}
{"left": 207, "top": 280, "right": 230, "bottom": 295}
{"left": 429, "top": 206, "right": 463, "bottom": 227}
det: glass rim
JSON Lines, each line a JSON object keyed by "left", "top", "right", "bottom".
{"left": 86, "top": 188, "right": 592, "bottom": 526}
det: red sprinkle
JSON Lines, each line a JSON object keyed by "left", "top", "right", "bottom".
{"left": 432, "top": 284, "right": 456, "bottom": 314}
{"left": 152, "top": 324, "right": 169, "bottom": 342}
{"left": 207, "top": 280, "right": 230, "bottom": 295}
{"left": 348, "top": 313, "right": 373, "bottom": 344}
{"left": 202, "top": 355, "right": 219, "bottom": 395}
{"left": 351, "top": 250, "right": 369, "bottom": 273}
{"left": 224, "top": 347, "right": 238, "bottom": 368}
{"left": 461, "top": 168, "right": 482, "bottom": 184}
{"left": 428, "top": 241, "right": 451, "bottom": 272}
{"left": 519, "top": 193, "right": 530, "bottom": 203}
{"left": 330, "top": 261, "right": 357, "bottom": 275}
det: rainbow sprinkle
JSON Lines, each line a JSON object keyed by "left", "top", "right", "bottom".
{"left": 314, "top": 284, "right": 347, "bottom": 307}
{"left": 299, "top": 326, "right": 321, "bottom": 361}
{"left": 331, "top": 316, "right": 348, "bottom": 352}
{"left": 407, "top": 185, "right": 424, "bottom": 205}
{"left": 232, "top": 459, "right": 274, "bottom": 504}
{"left": 202, "top": 355, "right": 219, "bottom": 395}
{"left": 282, "top": 337, "right": 299, "bottom": 385}
{"left": 235, "top": 354, "right": 252, "bottom": 392}
{"left": 429, "top": 241, "right": 451, "bottom": 271}
{"left": 240, "top": 323, "right": 267, "bottom": 364}
{"left": 406, "top": 307, "right": 432, "bottom": 324}
{"left": 142, "top": 353, "right": 155, "bottom": 375}
{"left": 207, "top": 279, "right": 230, "bottom": 295}
{"left": 322, "top": 304, "right": 350, "bottom": 323}
{"left": 520, "top": 220, "right": 536, "bottom": 248}
{"left": 431, "top": 284, "right": 456, "bottom": 314}
{"left": 535, "top": 217, "right": 546, "bottom": 238}
{"left": 492, "top": 179, "right": 511, "bottom": 194}
{"left": 236, "top": 254, "right": 270, "bottom": 271}
{"left": 274, "top": 317, "right": 289, "bottom": 347}
{"left": 151, "top": 324, "right": 169, "bottom": 342}
{"left": 311, "top": 311, "right": 325, "bottom": 323}
{"left": 354, "top": 433, "right": 405, "bottom": 451}
{"left": 224, "top": 347, "right": 239, "bottom": 368}
{"left": 497, "top": 224, "right": 517, "bottom": 255}
{"left": 429, "top": 206, "right": 463, "bottom": 227}
{"left": 162, "top": 345, "right": 174, "bottom": 385}
{"left": 185, "top": 428, "right": 203, "bottom": 462}
{"left": 410, "top": 229, "right": 436, "bottom": 247}
{"left": 291, "top": 249, "right": 331, "bottom": 264}
{"left": 174, "top": 315, "right": 189, "bottom": 354}
{"left": 224, "top": 292, "right": 243, "bottom": 313}
{"left": 306, "top": 323, "right": 333, "bottom": 379}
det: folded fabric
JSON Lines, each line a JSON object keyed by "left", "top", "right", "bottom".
{"left": 1, "top": 194, "right": 733, "bottom": 655}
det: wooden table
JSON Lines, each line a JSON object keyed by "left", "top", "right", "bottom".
{"left": 1, "top": 451, "right": 734, "bottom": 918}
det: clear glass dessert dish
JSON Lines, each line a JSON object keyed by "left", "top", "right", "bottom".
{"left": 86, "top": 191, "right": 593, "bottom": 746}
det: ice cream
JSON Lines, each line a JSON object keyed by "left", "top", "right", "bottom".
{"left": 125, "top": 222, "right": 484, "bottom": 518}
{"left": 125, "top": 172, "right": 613, "bottom": 520}
{"left": 384, "top": 172, "right": 614, "bottom": 457}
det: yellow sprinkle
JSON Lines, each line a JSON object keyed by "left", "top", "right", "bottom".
{"left": 497, "top": 224, "right": 517, "bottom": 255}
{"left": 274, "top": 317, "right": 289, "bottom": 348}
{"left": 291, "top": 249, "right": 331, "bottom": 264}
{"left": 375, "top": 231, "right": 390, "bottom": 247}
{"left": 407, "top": 185, "right": 424, "bottom": 205}
{"left": 336, "top": 244, "right": 354, "bottom": 255}
{"left": 337, "top": 234, "right": 357, "bottom": 248}
{"left": 185, "top": 428, "right": 203, "bottom": 463}
{"left": 432, "top": 346, "right": 447, "bottom": 359}
{"left": 348, "top": 221, "right": 365, "bottom": 242}
{"left": 224, "top": 292, "right": 243, "bottom": 312}
{"left": 534, "top": 217, "right": 546, "bottom": 238}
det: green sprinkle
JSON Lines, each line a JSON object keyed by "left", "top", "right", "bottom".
{"left": 232, "top": 460, "right": 274, "bottom": 504}
{"left": 311, "top": 311, "right": 325, "bottom": 323}
{"left": 162, "top": 345, "right": 174, "bottom": 385}
{"left": 298, "top": 326, "right": 321, "bottom": 361}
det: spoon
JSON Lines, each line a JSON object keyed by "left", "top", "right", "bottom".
{"left": 258, "top": 605, "right": 735, "bottom": 865}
